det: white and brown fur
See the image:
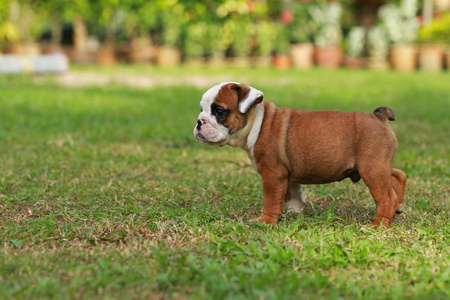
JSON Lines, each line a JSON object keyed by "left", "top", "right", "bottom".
{"left": 194, "top": 82, "right": 406, "bottom": 227}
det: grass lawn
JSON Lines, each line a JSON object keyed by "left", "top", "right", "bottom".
{"left": 0, "top": 67, "right": 448, "bottom": 299}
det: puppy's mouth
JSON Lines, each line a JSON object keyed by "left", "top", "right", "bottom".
{"left": 196, "top": 132, "right": 207, "bottom": 142}
{"left": 195, "top": 132, "right": 227, "bottom": 147}
{"left": 195, "top": 132, "right": 214, "bottom": 145}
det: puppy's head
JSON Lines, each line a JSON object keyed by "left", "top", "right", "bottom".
{"left": 194, "top": 82, "right": 263, "bottom": 146}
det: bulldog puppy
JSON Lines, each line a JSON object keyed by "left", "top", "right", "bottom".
{"left": 194, "top": 82, "right": 406, "bottom": 227}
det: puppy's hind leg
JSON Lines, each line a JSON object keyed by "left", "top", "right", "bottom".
{"left": 360, "top": 165, "right": 397, "bottom": 228}
{"left": 284, "top": 183, "right": 306, "bottom": 217}
{"left": 392, "top": 168, "right": 406, "bottom": 214}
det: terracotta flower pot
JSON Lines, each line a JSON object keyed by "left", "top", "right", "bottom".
{"left": 18, "top": 43, "right": 41, "bottom": 55}
{"left": 315, "top": 46, "right": 343, "bottom": 69}
{"left": 344, "top": 57, "right": 367, "bottom": 69}
{"left": 418, "top": 45, "right": 444, "bottom": 72}
{"left": 184, "top": 57, "right": 206, "bottom": 67}
{"left": 290, "top": 43, "right": 314, "bottom": 69}
{"left": 42, "top": 44, "right": 63, "bottom": 54}
{"left": 129, "top": 37, "right": 153, "bottom": 64}
{"left": 207, "top": 56, "right": 226, "bottom": 68}
{"left": 229, "top": 57, "right": 252, "bottom": 68}
{"left": 128, "top": 45, "right": 153, "bottom": 64}
{"left": 253, "top": 56, "right": 272, "bottom": 68}
{"left": 156, "top": 46, "right": 181, "bottom": 67}
{"left": 390, "top": 44, "right": 417, "bottom": 72}
{"left": 368, "top": 58, "right": 390, "bottom": 71}
{"left": 97, "top": 47, "right": 116, "bottom": 66}
{"left": 273, "top": 54, "right": 292, "bottom": 70}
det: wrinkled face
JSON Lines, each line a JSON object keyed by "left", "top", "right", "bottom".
{"left": 193, "top": 82, "right": 263, "bottom": 146}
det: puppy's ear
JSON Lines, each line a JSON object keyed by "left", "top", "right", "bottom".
{"left": 232, "top": 84, "right": 264, "bottom": 114}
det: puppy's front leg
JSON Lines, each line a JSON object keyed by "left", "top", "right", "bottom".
{"left": 257, "top": 170, "right": 288, "bottom": 224}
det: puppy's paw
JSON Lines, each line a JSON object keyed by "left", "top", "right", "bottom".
{"left": 372, "top": 218, "right": 391, "bottom": 228}
{"left": 256, "top": 214, "right": 279, "bottom": 224}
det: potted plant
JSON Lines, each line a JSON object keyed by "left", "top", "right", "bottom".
{"left": 90, "top": 0, "right": 124, "bottom": 65}
{"left": 289, "top": 2, "right": 314, "bottom": 69}
{"left": 367, "top": 26, "right": 390, "bottom": 70}
{"left": 157, "top": 11, "right": 182, "bottom": 67}
{"left": 184, "top": 22, "right": 207, "bottom": 66}
{"left": 0, "top": 19, "right": 21, "bottom": 54}
{"left": 309, "top": 2, "right": 344, "bottom": 69}
{"left": 254, "top": 20, "right": 276, "bottom": 67}
{"left": 121, "top": 2, "right": 157, "bottom": 64}
{"left": 417, "top": 12, "right": 450, "bottom": 72}
{"left": 205, "top": 23, "right": 227, "bottom": 67}
{"left": 379, "top": 0, "right": 419, "bottom": 71}
{"left": 344, "top": 26, "right": 366, "bottom": 68}
{"left": 254, "top": 20, "right": 275, "bottom": 67}
{"left": 273, "top": 23, "right": 291, "bottom": 70}
{"left": 229, "top": 19, "right": 254, "bottom": 67}
{"left": 72, "top": 16, "right": 94, "bottom": 64}
{"left": 0, "top": 1, "right": 42, "bottom": 55}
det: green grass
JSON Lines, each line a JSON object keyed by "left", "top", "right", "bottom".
{"left": 0, "top": 67, "right": 449, "bottom": 299}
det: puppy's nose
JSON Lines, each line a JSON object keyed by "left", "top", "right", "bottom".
{"left": 196, "top": 120, "right": 202, "bottom": 130}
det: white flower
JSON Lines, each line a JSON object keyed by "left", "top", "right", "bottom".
{"left": 368, "top": 26, "right": 389, "bottom": 59}
{"left": 347, "top": 27, "right": 365, "bottom": 57}
{"left": 379, "top": 0, "right": 419, "bottom": 44}
{"left": 309, "top": 2, "right": 343, "bottom": 47}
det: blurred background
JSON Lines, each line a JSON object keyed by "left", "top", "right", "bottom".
{"left": 1, "top": 0, "right": 450, "bottom": 71}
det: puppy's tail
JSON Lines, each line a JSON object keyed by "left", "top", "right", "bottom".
{"left": 373, "top": 107, "right": 395, "bottom": 122}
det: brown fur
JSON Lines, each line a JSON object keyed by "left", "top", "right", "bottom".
{"left": 202, "top": 83, "right": 406, "bottom": 228}
{"left": 251, "top": 102, "right": 406, "bottom": 227}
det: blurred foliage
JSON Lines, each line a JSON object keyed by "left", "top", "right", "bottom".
{"left": 274, "top": 23, "right": 290, "bottom": 54}
{"left": 0, "top": 1, "right": 20, "bottom": 46}
{"left": 121, "top": 1, "right": 158, "bottom": 37}
{"left": 368, "top": 25, "right": 390, "bottom": 59}
{"left": 289, "top": 1, "right": 314, "bottom": 44}
{"left": 309, "top": 1, "right": 343, "bottom": 47}
{"left": 255, "top": 20, "right": 277, "bottom": 56}
{"left": 418, "top": 12, "right": 450, "bottom": 44}
{"left": 228, "top": 18, "right": 255, "bottom": 57}
{"left": 31, "top": 0, "right": 92, "bottom": 23}
{"left": 378, "top": 0, "right": 419, "bottom": 44}
{"left": 346, "top": 26, "right": 366, "bottom": 57}
{"left": 0, "top": 0, "right": 433, "bottom": 59}
{"left": 0, "top": 20, "right": 21, "bottom": 45}
{"left": 0, "top": 0, "right": 10, "bottom": 22}
{"left": 184, "top": 22, "right": 207, "bottom": 57}
{"left": 205, "top": 23, "right": 227, "bottom": 57}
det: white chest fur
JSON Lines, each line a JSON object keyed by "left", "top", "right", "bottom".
{"left": 245, "top": 103, "right": 264, "bottom": 172}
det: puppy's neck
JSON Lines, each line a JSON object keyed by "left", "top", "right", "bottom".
{"left": 227, "top": 103, "right": 265, "bottom": 152}
{"left": 246, "top": 103, "right": 265, "bottom": 151}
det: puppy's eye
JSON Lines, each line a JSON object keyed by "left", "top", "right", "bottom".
{"left": 215, "top": 108, "right": 227, "bottom": 118}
